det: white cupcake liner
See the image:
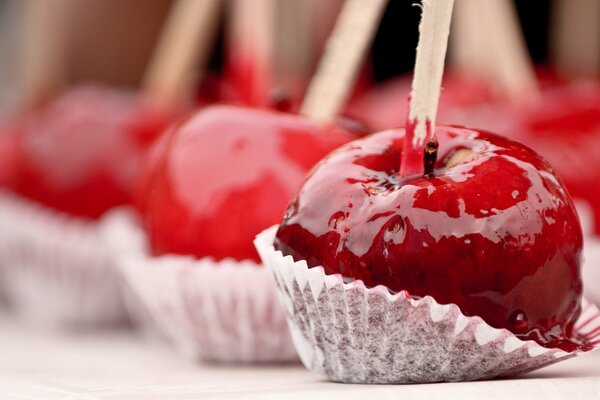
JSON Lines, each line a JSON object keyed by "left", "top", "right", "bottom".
{"left": 575, "top": 200, "right": 596, "bottom": 237}
{"left": 576, "top": 200, "right": 600, "bottom": 308}
{"left": 99, "top": 209, "right": 164, "bottom": 339}
{"left": 102, "top": 209, "right": 298, "bottom": 363}
{"left": 0, "top": 190, "right": 128, "bottom": 328}
{"left": 583, "top": 235, "right": 600, "bottom": 308}
{"left": 255, "top": 225, "right": 600, "bottom": 384}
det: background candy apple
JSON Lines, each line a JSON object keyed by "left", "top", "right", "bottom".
{"left": 138, "top": 105, "right": 354, "bottom": 262}
{"left": 275, "top": 126, "right": 585, "bottom": 350}
{"left": 502, "top": 84, "right": 600, "bottom": 236}
{"left": 8, "top": 85, "right": 172, "bottom": 219}
{"left": 0, "top": 120, "right": 20, "bottom": 187}
{"left": 442, "top": 82, "right": 600, "bottom": 235}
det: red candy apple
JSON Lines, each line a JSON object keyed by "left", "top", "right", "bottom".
{"left": 275, "top": 126, "right": 586, "bottom": 350}
{"left": 137, "top": 105, "right": 353, "bottom": 262}
{"left": 0, "top": 121, "right": 20, "bottom": 187}
{"left": 8, "top": 85, "right": 172, "bottom": 219}
{"left": 502, "top": 84, "right": 600, "bottom": 236}
{"left": 442, "top": 82, "right": 600, "bottom": 235}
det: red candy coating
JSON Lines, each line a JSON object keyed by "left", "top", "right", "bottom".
{"left": 0, "top": 120, "right": 20, "bottom": 187}
{"left": 512, "top": 85, "right": 600, "bottom": 236}
{"left": 8, "top": 85, "right": 172, "bottom": 219}
{"left": 275, "top": 126, "right": 586, "bottom": 350}
{"left": 138, "top": 105, "right": 352, "bottom": 262}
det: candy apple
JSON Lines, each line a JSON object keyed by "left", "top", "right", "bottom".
{"left": 138, "top": 105, "right": 354, "bottom": 262}
{"left": 275, "top": 125, "right": 587, "bottom": 350}
{"left": 442, "top": 82, "right": 600, "bottom": 235}
{"left": 0, "top": 121, "right": 20, "bottom": 187}
{"left": 503, "top": 84, "right": 600, "bottom": 236}
{"left": 8, "top": 85, "right": 173, "bottom": 219}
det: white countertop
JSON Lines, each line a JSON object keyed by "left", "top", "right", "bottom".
{"left": 1, "top": 314, "right": 600, "bottom": 399}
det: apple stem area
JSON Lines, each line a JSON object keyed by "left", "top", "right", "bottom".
{"left": 400, "top": 0, "right": 454, "bottom": 178}
{"left": 423, "top": 137, "right": 439, "bottom": 177}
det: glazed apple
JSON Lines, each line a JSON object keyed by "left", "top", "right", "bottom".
{"left": 0, "top": 121, "right": 20, "bottom": 187}
{"left": 8, "top": 85, "right": 173, "bottom": 219}
{"left": 275, "top": 126, "right": 587, "bottom": 350}
{"left": 138, "top": 105, "right": 353, "bottom": 262}
{"left": 441, "top": 82, "right": 600, "bottom": 235}
{"left": 502, "top": 84, "right": 600, "bottom": 236}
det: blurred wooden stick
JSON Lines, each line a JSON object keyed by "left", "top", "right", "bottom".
{"left": 274, "top": 0, "right": 314, "bottom": 85}
{"left": 551, "top": 0, "right": 600, "bottom": 77}
{"left": 22, "top": 0, "right": 70, "bottom": 104}
{"left": 451, "top": 0, "right": 538, "bottom": 102}
{"left": 451, "top": 0, "right": 490, "bottom": 77}
{"left": 143, "top": 0, "right": 222, "bottom": 108}
{"left": 300, "top": 0, "right": 387, "bottom": 123}
{"left": 227, "top": 0, "right": 276, "bottom": 106}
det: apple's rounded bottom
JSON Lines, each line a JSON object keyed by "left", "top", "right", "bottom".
{"left": 0, "top": 190, "right": 129, "bottom": 329}
{"left": 104, "top": 208, "right": 299, "bottom": 363}
{"left": 255, "top": 225, "right": 600, "bottom": 384}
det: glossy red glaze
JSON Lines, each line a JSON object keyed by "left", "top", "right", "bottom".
{"left": 0, "top": 119, "right": 20, "bottom": 187}
{"left": 275, "top": 126, "right": 587, "bottom": 350}
{"left": 511, "top": 84, "right": 600, "bottom": 236}
{"left": 444, "top": 82, "right": 600, "bottom": 235}
{"left": 223, "top": 50, "right": 270, "bottom": 107}
{"left": 138, "top": 105, "right": 353, "bottom": 262}
{"left": 9, "top": 85, "right": 172, "bottom": 219}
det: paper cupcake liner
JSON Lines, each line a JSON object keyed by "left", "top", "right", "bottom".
{"left": 255, "top": 225, "right": 600, "bottom": 384}
{"left": 103, "top": 209, "right": 298, "bottom": 363}
{"left": 99, "top": 210, "right": 164, "bottom": 339}
{"left": 583, "top": 235, "right": 600, "bottom": 308}
{"left": 0, "top": 190, "right": 128, "bottom": 327}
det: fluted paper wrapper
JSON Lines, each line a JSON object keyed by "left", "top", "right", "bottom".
{"left": 583, "top": 235, "right": 600, "bottom": 307}
{"left": 576, "top": 200, "right": 600, "bottom": 308}
{"left": 255, "top": 225, "right": 600, "bottom": 384}
{"left": 103, "top": 209, "right": 298, "bottom": 363}
{"left": 99, "top": 210, "right": 163, "bottom": 338}
{"left": 0, "top": 190, "right": 128, "bottom": 327}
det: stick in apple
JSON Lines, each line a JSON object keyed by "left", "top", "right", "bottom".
{"left": 452, "top": 0, "right": 538, "bottom": 102}
{"left": 450, "top": 0, "right": 491, "bottom": 79}
{"left": 300, "top": 0, "right": 388, "bottom": 124}
{"left": 22, "top": 0, "right": 70, "bottom": 105}
{"left": 142, "top": 0, "right": 222, "bottom": 110}
{"left": 274, "top": 0, "right": 313, "bottom": 88}
{"left": 551, "top": 0, "right": 600, "bottom": 77}
{"left": 227, "top": 0, "right": 276, "bottom": 107}
{"left": 400, "top": 0, "right": 454, "bottom": 178}
{"left": 477, "top": 0, "right": 538, "bottom": 101}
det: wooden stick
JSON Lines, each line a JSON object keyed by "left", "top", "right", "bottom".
{"left": 143, "top": 0, "right": 222, "bottom": 108}
{"left": 400, "top": 0, "right": 454, "bottom": 177}
{"left": 551, "top": 0, "right": 600, "bottom": 77}
{"left": 22, "top": 0, "right": 70, "bottom": 105}
{"left": 477, "top": 0, "right": 538, "bottom": 101}
{"left": 450, "top": 0, "right": 491, "bottom": 78}
{"left": 227, "top": 0, "right": 275, "bottom": 107}
{"left": 450, "top": 0, "right": 538, "bottom": 102}
{"left": 300, "top": 0, "right": 387, "bottom": 123}
{"left": 274, "top": 0, "right": 314, "bottom": 84}
{"left": 310, "top": 0, "right": 345, "bottom": 59}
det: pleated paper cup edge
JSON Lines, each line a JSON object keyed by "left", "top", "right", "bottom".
{"left": 255, "top": 225, "right": 600, "bottom": 372}
{"left": 103, "top": 211, "right": 298, "bottom": 362}
{"left": 0, "top": 190, "right": 128, "bottom": 326}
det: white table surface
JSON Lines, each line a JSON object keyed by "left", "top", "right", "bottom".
{"left": 1, "top": 314, "right": 600, "bottom": 400}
